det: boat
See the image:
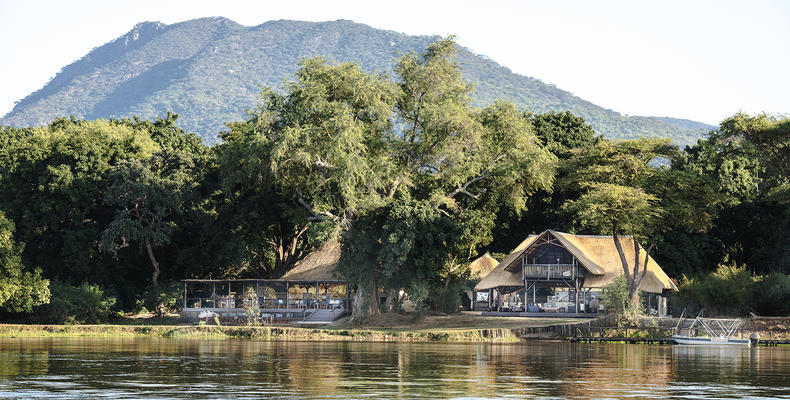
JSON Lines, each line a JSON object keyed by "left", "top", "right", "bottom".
{"left": 672, "top": 312, "right": 757, "bottom": 346}
{"left": 671, "top": 335, "right": 751, "bottom": 346}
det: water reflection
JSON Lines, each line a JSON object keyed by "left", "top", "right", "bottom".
{"left": 0, "top": 337, "right": 789, "bottom": 399}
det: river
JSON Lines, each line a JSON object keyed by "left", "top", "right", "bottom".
{"left": 0, "top": 337, "right": 788, "bottom": 399}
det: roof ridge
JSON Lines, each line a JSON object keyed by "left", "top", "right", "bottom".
{"left": 548, "top": 229, "right": 633, "bottom": 239}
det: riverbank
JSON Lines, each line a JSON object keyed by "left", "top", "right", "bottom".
{"left": 0, "top": 324, "right": 525, "bottom": 342}
{"left": 0, "top": 313, "right": 579, "bottom": 343}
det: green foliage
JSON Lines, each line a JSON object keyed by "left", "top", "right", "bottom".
{"left": 242, "top": 286, "right": 261, "bottom": 325}
{"left": 1, "top": 19, "right": 710, "bottom": 146}
{"left": 601, "top": 276, "right": 643, "bottom": 319}
{"left": 752, "top": 273, "right": 790, "bottom": 316}
{"left": 134, "top": 281, "right": 183, "bottom": 314}
{"left": 673, "top": 263, "right": 756, "bottom": 316}
{"left": 426, "top": 280, "right": 468, "bottom": 314}
{"left": 0, "top": 212, "right": 50, "bottom": 312}
{"left": 338, "top": 198, "right": 464, "bottom": 303}
{"left": 35, "top": 281, "right": 117, "bottom": 324}
{"left": 564, "top": 183, "right": 661, "bottom": 238}
{"left": 528, "top": 110, "right": 600, "bottom": 156}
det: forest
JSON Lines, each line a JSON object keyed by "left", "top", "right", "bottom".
{"left": 0, "top": 39, "right": 788, "bottom": 323}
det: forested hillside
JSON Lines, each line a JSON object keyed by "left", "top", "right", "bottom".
{"left": 1, "top": 18, "right": 712, "bottom": 145}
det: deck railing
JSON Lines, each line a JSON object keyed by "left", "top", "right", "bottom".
{"left": 522, "top": 264, "right": 583, "bottom": 279}
{"left": 184, "top": 296, "right": 348, "bottom": 310}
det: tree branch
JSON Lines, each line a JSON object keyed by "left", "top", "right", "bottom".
{"left": 314, "top": 156, "right": 334, "bottom": 169}
{"left": 386, "top": 176, "right": 402, "bottom": 198}
{"left": 612, "top": 225, "right": 632, "bottom": 285}
{"left": 446, "top": 174, "right": 487, "bottom": 200}
{"left": 296, "top": 190, "right": 339, "bottom": 222}
{"left": 634, "top": 242, "right": 655, "bottom": 292}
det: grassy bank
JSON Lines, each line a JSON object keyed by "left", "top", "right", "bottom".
{"left": 0, "top": 323, "right": 524, "bottom": 343}
{"left": 0, "top": 312, "right": 585, "bottom": 343}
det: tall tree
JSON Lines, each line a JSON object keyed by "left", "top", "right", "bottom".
{"left": 238, "top": 38, "right": 555, "bottom": 320}
{"left": 561, "top": 138, "right": 676, "bottom": 303}
{"left": 100, "top": 147, "right": 199, "bottom": 311}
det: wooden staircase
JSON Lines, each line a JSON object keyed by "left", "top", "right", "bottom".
{"left": 297, "top": 308, "right": 347, "bottom": 324}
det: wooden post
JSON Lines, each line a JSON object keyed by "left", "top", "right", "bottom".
{"left": 649, "top": 293, "right": 653, "bottom": 313}
{"left": 183, "top": 281, "right": 187, "bottom": 309}
{"left": 286, "top": 282, "right": 290, "bottom": 309}
{"left": 345, "top": 283, "right": 350, "bottom": 313}
{"left": 574, "top": 278, "right": 579, "bottom": 314}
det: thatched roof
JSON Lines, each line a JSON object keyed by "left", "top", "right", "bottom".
{"left": 548, "top": 231, "right": 677, "bottom": 293}
{"left": 469, "top": 253, "right": 499, "bottom": 278}
{"left": 474, "top": 235, "right": 538, "bottom": 291}
{"left": 476, "top": 230, "right": 677, "bottom": 294}
{"left": 280, "top": 240, "right": 343, "bottom": 282}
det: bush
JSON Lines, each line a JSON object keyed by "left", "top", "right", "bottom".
{"left": 133, "top": 281, "right": 183, "bottom": 315}
{"left": 751, "top": 273, "right": 790, "bottom": 316}
{"left": 672, "top": 263, "right": 754, "bottom": 316}
{"left": 671, "top": 263, "right": 790, "bottom": 317}
{"left": 601, "top": 275, "right": 643, "bottom": 322}
{"left": 35, "top": 281, "right": 117, "bottom": 324}
{"left": 427, "top": 284, "right": 464, "bottom": 314}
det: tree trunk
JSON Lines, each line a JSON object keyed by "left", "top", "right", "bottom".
{"left": 351, "top": 278, "right": 380, "bottom": 323}
{"left": 384, "top": 288, "right": 399, "bottom": 312}
{"left": 144, "top": 237, "right": 164, "bottom": 316}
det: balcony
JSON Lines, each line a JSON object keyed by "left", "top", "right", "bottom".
{"left": 522, "top": 264, "right": 584, "bottom": 280}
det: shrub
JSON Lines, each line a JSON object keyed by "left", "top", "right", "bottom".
{"left": 427, "top": 284, "right": 463, "bottom": 314}
{"left": 672, "top": 263, "right": 755, "bottom": 316}
{"left": 35, "top": 281, "right": 117, "bottom": 324}
{"left": 601, "top": 275, "right": 643, "bottom": 322}
{"left": 134, "top": 281, "right": 183, "bottom": 315}
{"left": 751, "top": 273, "right": 790, "bottom": 316}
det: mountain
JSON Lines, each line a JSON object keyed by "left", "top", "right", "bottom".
{"left": 1, "top": 18, "right": 715, "bottom": 145}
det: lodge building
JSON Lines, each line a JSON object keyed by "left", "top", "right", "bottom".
{"left": 181, "top": 229, "right": 678, "bottom": 323}
{"left": 472, "top": 230, "right": 677, "bottom": 315}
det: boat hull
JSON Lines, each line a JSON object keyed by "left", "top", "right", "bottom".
{"left": 672, "top": 335, "right": 751, "bottom": 346}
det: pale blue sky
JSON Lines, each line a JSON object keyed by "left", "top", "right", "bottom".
{"left": 1, "top": 0, "right": 788, "bottom": 125}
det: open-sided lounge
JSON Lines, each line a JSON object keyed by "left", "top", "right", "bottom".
{"left": 182, "top": 241, "right": 351, "bottom": 324}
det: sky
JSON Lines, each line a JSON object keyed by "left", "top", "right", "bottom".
{"left": 1, "top": 0, "right": 788, "bottom": 125}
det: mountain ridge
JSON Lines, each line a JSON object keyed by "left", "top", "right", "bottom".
{"left": 1, "top": 18, "right": 715, "bottom": 145}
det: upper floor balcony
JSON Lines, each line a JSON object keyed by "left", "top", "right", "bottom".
{"left": 522, "top": 264, "right": 586, "bottom": 280}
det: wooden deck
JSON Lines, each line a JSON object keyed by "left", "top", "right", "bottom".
{"left": 569, "top": 337, "right": 790, "bottom": 346}
{"left": 481, "top": 311, "right": 596, "bottom": 319}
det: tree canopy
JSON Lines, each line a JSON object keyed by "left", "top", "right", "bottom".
{"left": 0, "top": 38, "right": 788, "bottom": 321}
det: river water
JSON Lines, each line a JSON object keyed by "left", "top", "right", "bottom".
{"left": 0, "top": 337, "right": 788, "bottom": 399}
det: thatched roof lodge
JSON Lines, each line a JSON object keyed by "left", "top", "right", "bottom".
{"left": 181, "top": 240, "right": 349, "bottom": 323}
{"left": 473, "top": 229, "right": 677, "bottom": 314}
{"left": 469, "top": 253, "right": 499, "bottom": 278}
